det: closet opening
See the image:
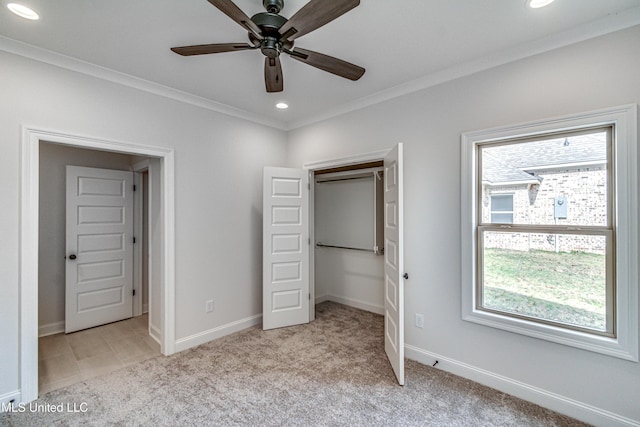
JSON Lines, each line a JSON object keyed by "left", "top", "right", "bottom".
{"left": 263, "top": 144, "right": 404, "bottom": 384}
{"left": 312, "top": 161, "right": 386, "bottom": 317}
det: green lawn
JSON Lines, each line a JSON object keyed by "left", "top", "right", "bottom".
{"left": 482, "top": 248, "right": 607, "bottom": 331}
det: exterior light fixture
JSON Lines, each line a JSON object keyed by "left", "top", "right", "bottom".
{"left": 7, "top": 3, "right": 39, "bottom": 20}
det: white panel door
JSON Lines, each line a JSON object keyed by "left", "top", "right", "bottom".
{"left": 263, "top": 167, "right": 310, "bottom": 330}
{"left": 384, "top": 144, "right": 405, "bottom": 385}
{"left": 66, "top": 166, "right": 134, "bottom": 333}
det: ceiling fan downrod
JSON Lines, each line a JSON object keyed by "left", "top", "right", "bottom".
{"left": 263, "top": 0, "right": 284, "bottom": 14}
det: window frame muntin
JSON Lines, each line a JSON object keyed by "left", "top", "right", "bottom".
{"left": 460, "top": 104, "right": 638, "bottom": 362}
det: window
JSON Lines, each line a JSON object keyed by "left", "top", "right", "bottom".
{"left": 461, "top": 105, "right": 638, "bottom": 361}
{"left": 489, "top": 194, "right": 513, "bottom": 224}
{"left": 480, "top": 127, "right": 613, "bottom": 335}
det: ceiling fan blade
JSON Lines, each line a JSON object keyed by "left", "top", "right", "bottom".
{"left": 264, "top": 57, "right": 284, "bottom": 93}
{"left": 288, "top": 48, "right": 365, "bottom": 81}
{"left": 171, "top": 43, "right": 254, "bottom": 56}
{"left": 206, "top": 0, "right": 263, "bottom": 39}
{"left": 279, "top": 0, "right": 359, "bottom": 41}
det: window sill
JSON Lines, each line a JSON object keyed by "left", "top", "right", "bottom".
{"left": 463, "top": 306, "right": 637, "bottom": 361}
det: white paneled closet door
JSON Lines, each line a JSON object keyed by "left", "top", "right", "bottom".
{"left": 262, "top": 167, "right": 310, "bottom": 330}
{"left": 384, "top": 143, "right": 405, "bottom": 385}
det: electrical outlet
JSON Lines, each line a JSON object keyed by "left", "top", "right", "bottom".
{"left": 205, "top": 300, "right": 214, "bottom": 313}
{"left": 415, "top": 313, "right": 424, "bottom": 328}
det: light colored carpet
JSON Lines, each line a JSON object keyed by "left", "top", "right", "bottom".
{"left": 2, "top": 302, "right": 586, "bottom": 426}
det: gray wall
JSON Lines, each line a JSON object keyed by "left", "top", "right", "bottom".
{"left": 0, "top": 49, "right": 287, "bottom": 397}
{"left": 38, "top": 143, "right": 137, "bottom": 329}
{"left": 288, "top": 25, "right": 640, "bottom": 424}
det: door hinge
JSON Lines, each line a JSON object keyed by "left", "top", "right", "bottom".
{"left": 133, "top": 289, "right": 136, "bottom": 296}
{"left": 308, "top": 293, "right": 311, "bottom": 300}
{"left": 133, "top": 184, "right": 136, "bottom": 191}
{"left": 308, "top": 182, "right": 310, "bottom": 190}
{"left": 133, "top": 237, "right": 136, "bottom": 244}
{"left": 308, "top": 237, "right": 311, "bottom": 245}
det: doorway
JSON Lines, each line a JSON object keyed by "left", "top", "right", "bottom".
{"left": 38, "top": 146, "right": 143, "bottom": 334}
{"left": 262, "top": 145, "right": 405, "bottom": 384}
{"left": 19, "top": 127, "right": 176, "bottom": 403}
{"left": 308, "top": 145, "right": 405, "bottom": 385}
{"left": 36, "top": 146, "right": 157, "bottom": 392}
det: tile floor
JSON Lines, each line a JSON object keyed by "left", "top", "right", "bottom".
{"left": 38, "top": 314, "right": 161, "bottom": 394}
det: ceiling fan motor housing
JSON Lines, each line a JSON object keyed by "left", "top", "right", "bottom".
{"left": 251, "top": 12, "right": 290, "bottom": 57}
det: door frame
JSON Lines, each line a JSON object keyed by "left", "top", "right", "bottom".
{"left": 132, "top": 167, "right": 145, "bottom": 317}
{"left": 19, "top": 127, "right": 176, "bottom": 403}
{"left": 132, "top": 160, "right": 151, "bottom": 318}
{"left": 302, "top": 148, "right": 393, "bottom": 321}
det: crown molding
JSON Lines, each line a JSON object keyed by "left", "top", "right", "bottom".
{"left": 2, "top": 6, "right": 639, "bottom": 133}
{"left": 285, "top": 6, "right": 640, "bottom": 130}
{"left": 0, "top": 35, "right": 287, "bottom": 131}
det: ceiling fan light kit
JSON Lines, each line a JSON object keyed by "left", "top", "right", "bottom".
{"left": 171, "top": 0, "right": 365, "bottom": 93}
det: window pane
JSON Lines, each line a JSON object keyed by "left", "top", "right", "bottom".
{"left": 480, "top": 131, "right": 608, "bottom": 226}
{"left": 481, "top": 231, "right": 607, "bottom": 332}
{"left": 490, "top": 213, "right": 513, "bottom": 224}
{"left": 491, "top": 194, "right": 513, "bottom": 212}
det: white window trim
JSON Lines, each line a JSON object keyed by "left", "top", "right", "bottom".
{"left": 461, "top": 104, "right": 638, "bottom": 361}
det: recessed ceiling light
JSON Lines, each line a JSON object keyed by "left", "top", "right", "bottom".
{"left": 527, "top": 0, "right": 555, "bottom": 9}
{"left": 7, "top": 3, "right": 39, "bottom": 20}
{"left": 276, "top": 103, "right": 289, "bottom": 109}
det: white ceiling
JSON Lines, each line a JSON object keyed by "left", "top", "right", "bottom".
{"left": 1, "top": 0, "right": 640, "bottom": 129}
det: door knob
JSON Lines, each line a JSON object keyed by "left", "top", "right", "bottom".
{"left": 68, "top": 254, "right": 77, "bottom": 260}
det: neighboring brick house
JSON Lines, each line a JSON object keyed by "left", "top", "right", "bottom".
{"left": 481, "top": 132, "right": 607, "bottom": 254}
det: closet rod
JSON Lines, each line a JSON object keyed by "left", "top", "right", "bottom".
{"left": 315, "top": 243, "right": 375, "bottom": 253}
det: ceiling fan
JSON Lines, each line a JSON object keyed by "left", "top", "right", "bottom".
{"left": 171, "top": 0, "right": 365, "bottom": 93}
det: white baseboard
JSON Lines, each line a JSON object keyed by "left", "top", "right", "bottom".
{"left": 315, "top": 294, "right": 331, "bottom": 304}
{"left": 317, "top": 294, "right": 384, "bottom": 315}
{"left": 38, "top": 321, "right": 64, "bottom": 337}
{"left": 174, "top": 314, "right": 262, "bottom": 353}
{"left": 405, "top": 344, "right": 639, "bottom": 427}
{"left": 0, "top": 390, "right": 21, "bottom": 412}
{"left": 149, "top": 323, "right": 161, "bottom": 343}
